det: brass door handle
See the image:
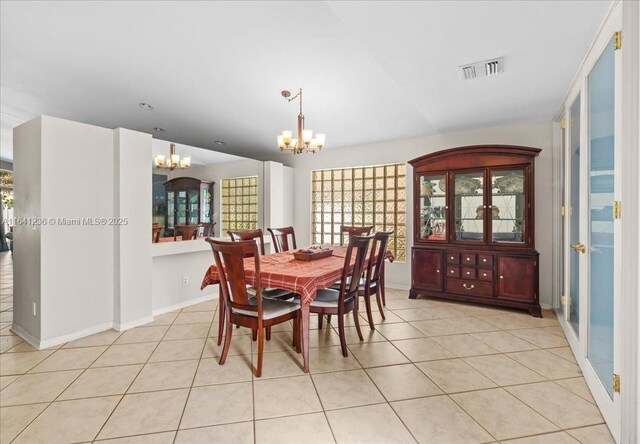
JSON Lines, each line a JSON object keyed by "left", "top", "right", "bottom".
{"left": 570, "top": 243, "right": 586, "bottom": 254}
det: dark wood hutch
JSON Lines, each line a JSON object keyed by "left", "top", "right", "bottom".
{"left": 163, "top": 177, "right": 214, "bottom": 236}
{"left": 408, "top": 145, "right": 542, "bottom": 317}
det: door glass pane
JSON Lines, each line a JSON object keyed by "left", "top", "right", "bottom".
{"left": 560, "top": 124, "right": 566, "bottom": 317}
{"left": 419, "top": 174, "right": 447, "bottom": 241}
{"left": 491, "top": 169, "right": 525, "bottom": 243}
{"left": 177, "top": 191, "right": 187, "bottom": 225}
{"left": 588, "top": 36, "right": 615, "bottom": 398}
{"left": 569, "top": 95, "right": 581, "bottom": 336}
{"left": 453, "top": 171, "right": 484, "bottom": 242}
{"left": 201, "top": 185, "right": 211, "bottom": 223}
{"left": 189, "top": 189, "right": 199, "bottom": 225}
{"left": 167, "top": 192, "right": 175, "bottom": 230}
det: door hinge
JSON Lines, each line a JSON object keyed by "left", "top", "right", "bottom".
{"left": 613, "top": 201, "right": 621, "bottom": 219}
{"left": 561, "top": 118, "right": 567, "bottom": 129}
{"left": 613, "top": 374, "right": 621, "bottom": 393}
{"left": 614, "top": 31, "right": 622, "bottom": 50}
{"left": 561, "top": 206, "right": 566, "bottom": 217}
{"left": 560, "top": 294, "right": 567, "bottom": 305}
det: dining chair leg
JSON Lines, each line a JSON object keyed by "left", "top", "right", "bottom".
{"left": 318, "top": 313, "right": 324, "bottom": 330}
{"left": 217, "top": 297, "right": 225, "bottom": 346}
{"left": 380, "top": 262, "right": 387, "bottom": 306}
{"left": 375, "top": 286, "right": 386, "bottom": 320}
{"left": 219, "top": 317, "right": 233, "bottom": 365}
{"left": 326, "top": 314, "right": 332, "bottom": 326}
{"left": 363, "top": 291, "right": 375, "bottom": 330}
{"left": 266, "top": 326, "right": 271, "bottom": 341}
{"left": 256, "top": 327, "right": 264, "bottom": 378}
{"left": 352, "top": 307, "right": 364, "bottom": 341}
{"left": 337, "top": 313, "right": 348, "bottom": 357}
{"left": 292, "top": 317, "right": 298, "bottom": 348}
{"left": 252, "top": 329, "right": 257, "bottom": 341}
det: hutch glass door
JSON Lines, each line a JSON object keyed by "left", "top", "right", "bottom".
{"left": 176, "top": 191, "right": 188, "bottom": 225}
{"left": 418, "top": 174, "right": 447, "bottom": 241}
{"left": 188, "top": 189, "right": 199, "bottom": 225}
{"left": 490, "top": 168, "right": 526, "bottom": 243}
{"left": 453, "top": 171, "right": 484, "bottom": 242}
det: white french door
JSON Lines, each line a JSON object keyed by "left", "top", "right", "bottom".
{"left": 561, "top": 4, "right": 622, "bottom": 441}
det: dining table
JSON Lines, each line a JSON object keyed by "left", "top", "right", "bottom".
{"left": 200, "top": 245, "right": 393, "bottom": 372}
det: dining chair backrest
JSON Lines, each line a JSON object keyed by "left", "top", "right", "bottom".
{"left": 338, "top": 235, "right": 372, "bottom": 304}
{"left": 202, "top": 222, "right": 216, "bottom": 237}
{"left": 152, "top": 225, "right": 163, "bottom": 243}
{"left": 228, "top": 229, "right": 266, "bottom": 256}
{"left": 365, "top": 230, "right": 394, "bottom": 287}
{"left": 205, "top": 238, "right": 264, "bottom": 313}
{"left": 267, "top": 227, "right": 297, "bottom": 253}
{"left": 340, "top": 225, "right": 373, "bottom": 245}
{"left": 175, "top": 224, "right": 201, "bottom": 241}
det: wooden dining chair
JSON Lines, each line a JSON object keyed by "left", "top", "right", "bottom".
{"left": 267, "top": 226, "right": 297, "bottom": 253}
{"left": 228, "top": 229, "right": 266, "bottom": 255}
{"left": 359, "top": 230, "right": 394, "bottom": 329}
{"left": 174, "top": 224, "right": 201, "bottom": 241}
{"left": 152, "top": 225, "right": 163, "bottom": 243}
{"left": 340, "top": 225, "right": 373, "bottom": 245}
{"left": 226, "top": 228, "right": 298, "bottom": 343}
{"left": 201, "top": 222, "right": 216, "bottom": 237}
{"left": 309, "top": 234, "right": 371, "bottom": 357}
{"left": 206, "top": 239, "right": 301, "bottom": 377}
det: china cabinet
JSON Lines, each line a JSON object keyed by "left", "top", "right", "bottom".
{"left": 409, "top": 145, "right": 542, "bottom": 316}
{"left": 164, "top": 177, "right": 214, "bottom": 236}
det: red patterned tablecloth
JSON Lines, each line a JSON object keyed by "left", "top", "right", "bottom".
{"left": 201, "top": 246, "right": 393, "bottom": 305}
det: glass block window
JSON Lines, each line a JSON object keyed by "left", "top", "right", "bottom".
{"left": 311, "top": 163, "right": 406, "bottom": 262}
{"left": 221, "top": 176, "right": 258, "bottom": 233}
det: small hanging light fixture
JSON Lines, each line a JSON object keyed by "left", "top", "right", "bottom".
{"left": 277, "top": 88, "right": 325, "bottom": 154}
{"left": 154, "top": 143, "right": 191, "bottom": 170}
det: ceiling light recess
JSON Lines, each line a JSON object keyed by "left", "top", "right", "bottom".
{"left": 458, "top": 57, "right": 504, "bottom": 81}
{"left": 215, "top": 141, "right": 225, "bottom": 146}
{"left": 139, "top": 102, "right": 154, "bottom": 110}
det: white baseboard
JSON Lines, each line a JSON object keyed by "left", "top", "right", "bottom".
{"left": 113, "top": 316, "right": 155, "bottom": 332}
{"left": 10, "top": 323, "right": 42, "bottom": 349}
{"left": 152, "top": 293, "right": 218, "bottom": 317}
{"left": 12, "top": 321, "right": 115, "bottom": 350}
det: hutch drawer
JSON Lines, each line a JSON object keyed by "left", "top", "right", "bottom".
{"left": 461, "top": 267, "right": 476, "bottom": 279}
{"left": 446, "top": 253, "right": 461, "bottom": 264}
{"left": 478, "top": 254, "right": 493, "bottom": 268}
{"left": 447, "top": 266, "right": 460, "bottom": 278}
{"left": 478, "top": 269, "right": 493, "bottom": 282}
{"left": 446, "top": 279, "right": 493, "bottom": 298}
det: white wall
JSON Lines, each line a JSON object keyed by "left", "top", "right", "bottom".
{"left": 13, "top": 117, "right": 42, "bottom": 340}
{"left": 113, "top": 128, "right": 153, "bottom": 328}
{"left": 39, "top": 116, "right": 115, "bottom": 340}
{"left": 283, "top": 166, "right": 295, "bottom": 227}
{"left": 152, "top": 246, "right": 217, "bottom": 313}
{"left": 288, "top": 122, "right": 555, "bottom": 306}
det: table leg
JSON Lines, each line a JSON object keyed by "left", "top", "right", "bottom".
{"left": 301, "top": 303, "right": 310, "bottom": 373}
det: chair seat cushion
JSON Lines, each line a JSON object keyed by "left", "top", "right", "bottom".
{"left": 247, "top": 286, "right": 298, "bottom": 300}
{"left": 310, "top": 289, "right": 354, "bottom": 308}
{"left": 232, "top": 297, "right": 300, "bottom": 320}
{"left": 330, "top": 278, "right": 374, "bottom": 291}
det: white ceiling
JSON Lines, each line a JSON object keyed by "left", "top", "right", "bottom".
{"left": 0, "top": 1, "right": 610, "bottom": 163}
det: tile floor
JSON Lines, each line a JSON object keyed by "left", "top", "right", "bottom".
{"left": 0, "top": 251, "right": 615, "bottom": 443}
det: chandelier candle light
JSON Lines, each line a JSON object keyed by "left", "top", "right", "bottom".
{"left": 277, "top": 88, "right": 325, "bottom": 154}
{"left": 154, "top": 143, "right": 191, "bottom": 170}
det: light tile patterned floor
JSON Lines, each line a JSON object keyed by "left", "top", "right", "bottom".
{"left": 0, "top": 251, "right": 615, "bottom": 443}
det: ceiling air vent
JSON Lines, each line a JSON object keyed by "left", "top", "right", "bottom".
{"left": 458, "top": 57, "right": 504, "bottom": 81}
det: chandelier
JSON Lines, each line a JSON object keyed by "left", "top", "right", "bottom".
{"left": 277, "top": 88, "right": 325, "bottom": 154}
{"left": 154, "top": 143, "right": 191, "bottom": 170}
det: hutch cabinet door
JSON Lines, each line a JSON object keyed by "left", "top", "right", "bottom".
{"left": 417, "top": 173, "right": 448, "bottom": 242}
{"left": 412, "top": 249, "right": 443, "bottom": 291}
{"left": 452, "top": 170, "right": 485, "bottom": 244}
{"left": 497, "top": 255, "right": 536, "bottom": 300}
{"left": 489, "top": 168, "right": 529, "bottom": 246}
